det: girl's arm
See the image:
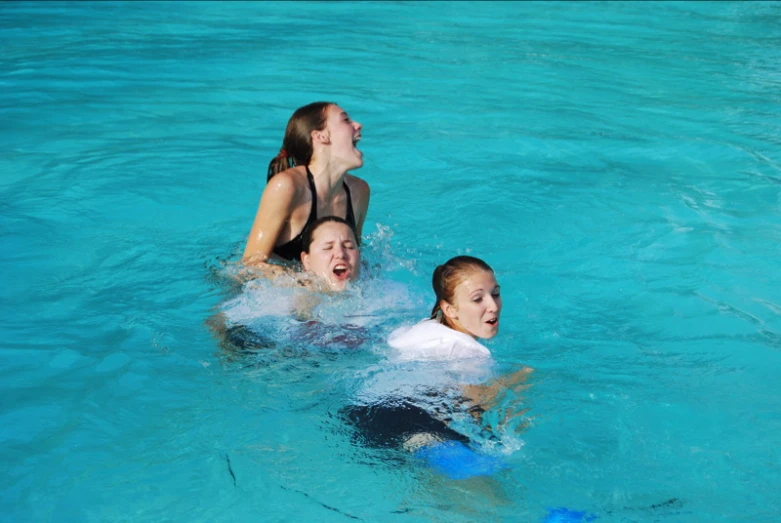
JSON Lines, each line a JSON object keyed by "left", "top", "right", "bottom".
{"left": 231, "top": 261, "right": 299, "bottom": 283}
{"left": 461, "top": 366, "right": 533, "bottom": 416}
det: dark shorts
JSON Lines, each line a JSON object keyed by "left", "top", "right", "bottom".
{"left": 222, "top": 321, "right": 368, "bottom": 353}
{"left": 340, "top": 401, "right": 471, "bottom": 450}
{"left": 223, "top": 323, "right": 275, "bottom": 352}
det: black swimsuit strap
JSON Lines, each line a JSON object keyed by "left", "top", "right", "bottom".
{"left": 305, "top": 166, "right": 318, "bottom": 222}
{"left": 342, "top": 181, "right": 356, "bottom": 229}
{"left": 342, "top": 182, "right": 355, "bottom": 230}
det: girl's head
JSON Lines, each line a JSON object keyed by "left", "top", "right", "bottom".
{"left": 267, "top": 102, "right": 363, "bottom": 180}
{"left": 430, "top": 256, "right": 502, "bottom": 339}
{"left": 301, "top": 216, "right": 360, "bottom": 291}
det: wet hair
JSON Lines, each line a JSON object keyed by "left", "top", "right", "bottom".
{"left": 430, "top": 256, "right": 494, "bottom": 328}
{"left": 267, "top": 101, "right": 335, "bottom": 180}
{"left": 301, "top": 216, "right": 357, "bottom": 254}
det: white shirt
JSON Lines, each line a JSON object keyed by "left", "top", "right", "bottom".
{"left": 352, "top": 319, "right": 494, "bottom": 418}
{"left": 387, "top": 319, "right": 492, "bottom": 363}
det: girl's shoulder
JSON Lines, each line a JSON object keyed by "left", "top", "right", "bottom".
{"left": 269, "top": 165, "right": 309, "bottom": 186}
{"left": 344, "top": 173, "right": 370, "bottom": 194}
{"left": 264, "top": 166, "right": 310, "bottom": 199}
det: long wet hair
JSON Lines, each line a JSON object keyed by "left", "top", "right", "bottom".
{"left": 301, "top": 216, "right": 357, "bottom": 255}
{"left": 430, "top": 256, "right": 494, "bottom": 328}
{"left": 267, "top": 101, "right": 335, "bottom": 181}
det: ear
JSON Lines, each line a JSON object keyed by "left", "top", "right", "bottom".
{"left": 311, "top": 129, "right": 330, "bottom": 145}
{"left": 301, "top": 252, "right": 311, "bottom": 271}
{"left": 440, "top": 300, "right": 458, "bottom": 322}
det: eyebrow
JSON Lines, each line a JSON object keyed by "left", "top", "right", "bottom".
{"left": 469, "top": 285, "right": 500, "bottom": 295}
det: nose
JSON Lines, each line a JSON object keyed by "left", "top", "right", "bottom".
{"left": 353, "top": 120, "right": 362, "bottom": 132}
{"left": 486, "top": 295, "right": 499, "bottom": 312}
{"left": 333, "top": 244, "right": 347, "bottom": 259}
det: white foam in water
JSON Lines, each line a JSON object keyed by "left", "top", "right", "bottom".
{"left": 218, "top": 255, "right": 425, "bottom": 352}
{"left": 353, "top": 358, "right": 494, "bottom": 403}
{"left": 307, "top": 278, "right": 418, "bottom": 328}
{"left": 222, "top": 275, "right": 418, "bottom": 325}
{"left": 221, "top": 277, "right": 297, "bottom": 323}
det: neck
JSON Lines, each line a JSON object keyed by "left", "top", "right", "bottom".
{"left": 307, "top": 156, "right": 348, "bottom": 199}
{"left": 440, "top": 317, "right": 478, "bottom": 340}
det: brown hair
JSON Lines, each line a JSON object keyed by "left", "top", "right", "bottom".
{"left": 430, "top": 256, "right": 494, "bottom": 328}
{"left": 301, "top": 216, "right": 357, "bottom": 254}
{"left": 267, "top": 101, "right": 335, "bottom": 181}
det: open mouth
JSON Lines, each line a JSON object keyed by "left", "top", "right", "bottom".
{"left": 486, "top": 318, "right": 498, "bottom": 326}
{"left": 352, "top": 136, "right": 361, "bottom": 148}
{"left": 332, "top": 263, "right": 351, "bottom": 281}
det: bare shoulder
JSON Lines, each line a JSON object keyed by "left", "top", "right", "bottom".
{"left": 345, "top": 173, "right": 370, "bottom": 198}
{"left": 264, "top": 166, "right": 308, "bottom": 199}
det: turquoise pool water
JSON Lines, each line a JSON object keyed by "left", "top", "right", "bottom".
{"left": 2, "top": 1, "right": 780, "bottom": 521}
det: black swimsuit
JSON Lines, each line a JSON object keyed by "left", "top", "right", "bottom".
{"left": 340, "top": 401, "right": 472, "bottom": 450}
{"left": 273, "top": 166, "right": 357, "bottom": 261}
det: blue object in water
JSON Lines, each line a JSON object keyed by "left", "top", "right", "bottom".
{"left": 543, "top": 508, "right": 598, "bottom": 522}
{"left": 414, "top": 441, "right": 508, "bottom": 480}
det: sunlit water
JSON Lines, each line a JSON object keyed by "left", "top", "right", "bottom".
{"left": 2, "top": 2, "right": 780, "bottom": 522}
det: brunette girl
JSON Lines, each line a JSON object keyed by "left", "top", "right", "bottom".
{"left": 242, "top": 102, "right": 370, "bottom": 274}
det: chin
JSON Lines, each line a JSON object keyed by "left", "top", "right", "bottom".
{"left": 350, "top": 152, "right": 364, "bottom": 169}
{"left": 481, "top": 328, "right": 499, "bottom": 339}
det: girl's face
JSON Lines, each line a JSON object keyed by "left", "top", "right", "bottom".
{"left": 323, "top": 105, "right": 363, "bottom": 169}
{"left": 300, "top": 222, "right": 360, "bottom": 291}
{"left": 442, "top": 269, "right": 502, "bottom": 339}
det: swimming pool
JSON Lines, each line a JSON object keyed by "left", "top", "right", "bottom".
{"left": 2, "top": 1, "right": 780, "bottom": 521}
